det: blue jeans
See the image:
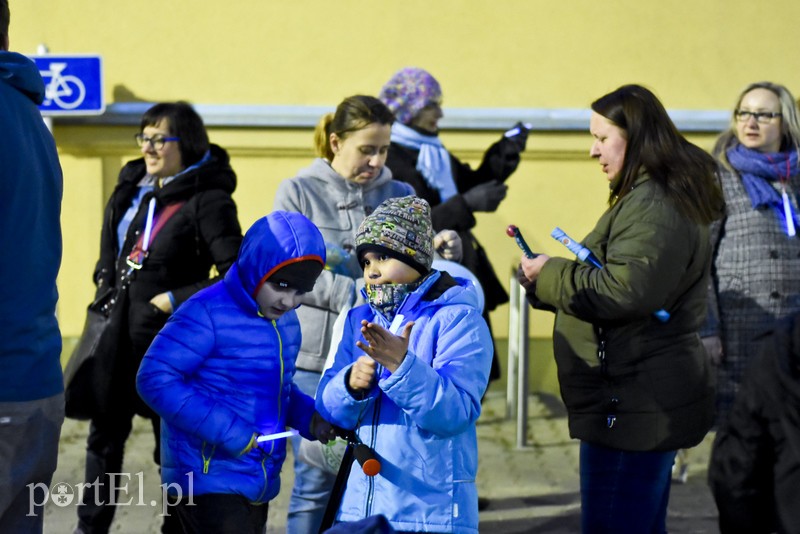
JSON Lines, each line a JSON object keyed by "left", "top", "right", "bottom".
{"left": 286, "top": 369, "right": 337, "bottom": 534}
{"left": 579, "top": 441, "right": 676, "bottom": 534}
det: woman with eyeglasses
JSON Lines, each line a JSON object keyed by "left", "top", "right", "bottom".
{"left": 701, "top": 82, "right": 800, "bottom": 426}
{"left": 74, "top": 101, "right": 242, "bottom": 534}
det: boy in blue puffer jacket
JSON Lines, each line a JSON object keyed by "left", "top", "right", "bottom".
{"left": 316, "top": 196, "right": 493, "bottom": 534}
{"left": 137, "top": 211, "right": 336, "bottom": 533}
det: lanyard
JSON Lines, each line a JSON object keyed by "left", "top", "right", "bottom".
{"left": 126, "top": 198, "right": 186, "bottom": 269}
{"left": 767, "top": 155, "right": 796, "bottom": 237}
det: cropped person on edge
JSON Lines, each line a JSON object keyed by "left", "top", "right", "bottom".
{"left": 379, "top": 66, "right": 529, "bottom": 385}
{"left": 316, "top": 196, "right": 492, "bottom": 533}
{"left": 0, "top": 2, "right": 65, "bottom": 531}
{"left": 517, "top": 84, "right": 724, "bottom": 534}
{"left": 274, "top": 94, "right": 462, "bottom": 534}
{"left": 701, "top": 81, "right": 800, "bottom": 425}
{"left": 75, "top": 102, "right": 243, "bottom": 534}
{"left": 708, "top": 312, "right": 800, "bottom": 534}
{"left": 137, "top": 212, "right": 336, "bottom": 534}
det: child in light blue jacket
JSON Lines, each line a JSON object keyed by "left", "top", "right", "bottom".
{"left": 316, "top": 196, "right": 492, "bottom": 534}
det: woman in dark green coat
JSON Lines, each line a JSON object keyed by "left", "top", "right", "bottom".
{"left": 517, "top": 85, "right": 724, "bottom": 534}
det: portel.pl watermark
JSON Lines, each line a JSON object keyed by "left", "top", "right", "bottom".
{"left": 27, "top": 472, "right": 194, "bottom": 517}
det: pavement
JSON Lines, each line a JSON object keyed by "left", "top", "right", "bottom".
{"left": 41, "top": 388, "right": 720, "bottom": 533}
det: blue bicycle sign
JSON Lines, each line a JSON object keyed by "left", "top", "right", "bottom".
{"left": 31, "top": 55, "right": 104, "bottom": 115}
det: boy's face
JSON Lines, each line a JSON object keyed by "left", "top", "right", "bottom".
{"left": 361, "top": 251, "right": 420, "bottom": 286}
{"left": 256, "top": 282, "right": 305, "bottom": 320}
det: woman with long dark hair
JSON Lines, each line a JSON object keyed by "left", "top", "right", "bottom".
{"left": 517, "top": 84, "right": 724, "bottom": 533}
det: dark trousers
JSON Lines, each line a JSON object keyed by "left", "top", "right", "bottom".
{"left": 172, "top": 493, "right": 268, "bottom": 534}
{"left": 579, "top": 441, "right": 676, "bottom": 534}
{"left": 76, "top": 413, "right": 181, "bottom": 533}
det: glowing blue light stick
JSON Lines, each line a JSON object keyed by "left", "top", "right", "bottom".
{"left": 781, "top": 190, "right": 797, "bottom": 236}
{"left": 504, "top": 122, "right": 533, "bottom": 138}
{"left": 256, "top": 429, "right": 299, "bottom": 443}
{"left": 550, "top": 227, "right": 670, "bottom": 323}
{"left": 550, "top": 227, "right": 603, "bottom": 269}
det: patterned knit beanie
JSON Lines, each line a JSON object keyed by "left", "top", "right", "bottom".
{"left": 355, "top": 196, "right": 434, "bottom": 275}
{"left": 378, "top": 67, "right": 442, "bottom": 125}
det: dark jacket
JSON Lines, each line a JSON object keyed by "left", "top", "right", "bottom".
{"left": 534, "top": 174, "right": 715, "bottom": 451}
{"left": 708, "top": 314, "right": 800, "bottom": 534}
{"left": 95, "top": 144, "right": 242, "bottom": 412}
{"left": 385, "top": 136, "right": 522, "bottom": 312}
{"left": 0, "top": 51, "right": 63, "bottom": 402}
{"left": 137, "top": 212, "right": 323, "bottom": 503}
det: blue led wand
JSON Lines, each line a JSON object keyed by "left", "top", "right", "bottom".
{"left": 550, "top": 227, "right": 670, "bottom": 323}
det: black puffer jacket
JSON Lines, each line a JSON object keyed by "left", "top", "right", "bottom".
{"left": 708, "top": 313, "right": 800, "bottom": 534}
{"left": 93, "top": 144, "right": 242, "bottom": 412}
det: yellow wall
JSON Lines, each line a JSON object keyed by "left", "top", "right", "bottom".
{"left": 10, "top": 2, "right": 800, "bottom": 389}
{"left": 13, "top": 1, "right": 800, "bottom": 106}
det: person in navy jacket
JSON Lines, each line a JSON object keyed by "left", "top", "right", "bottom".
{"left": 0, "top": 3, "right": 64, "bottom": 531}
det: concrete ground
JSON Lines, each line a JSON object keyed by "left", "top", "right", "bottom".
{"left": 42, "top": 389, "right": 719, "bottom": 533}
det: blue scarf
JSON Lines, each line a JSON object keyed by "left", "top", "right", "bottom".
{"left": 390, "top": 122, "right": 457, "bottom": 201}
{"left": 727, "top": 144, "right": 799, "bottom": 233}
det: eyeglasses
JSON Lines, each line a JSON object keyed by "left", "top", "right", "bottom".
{"left": 734, "top": 110, "right": 782, "bottom": 124}
{"left": 135, "top": 133, "right": 180, "bottom": 150}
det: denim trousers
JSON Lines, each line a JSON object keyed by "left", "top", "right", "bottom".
{"left": 579, "top": 441, "right": 677, "bottom": 534}
{"left": 286, "top": 369, "right": 337, "bottom": 534}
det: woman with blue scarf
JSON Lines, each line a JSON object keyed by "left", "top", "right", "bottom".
{"left": 703, "top": 82, "right": 800, "bottom": 425}
{"left": 378, "top": 67, "right": 528, "bottom": 384}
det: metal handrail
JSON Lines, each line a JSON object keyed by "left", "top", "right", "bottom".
{"left": 507, "top": 271, "right": 531, "bottom": 448}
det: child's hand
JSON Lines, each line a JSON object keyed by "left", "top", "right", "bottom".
{"left": 349, "top": 355, "right": 377, "bottom": 391}
{"left": 310, "top": 411, "right": 337, "bottom": 444}
{"left": 356, "top": 320, "right": 414, "bottom": 373}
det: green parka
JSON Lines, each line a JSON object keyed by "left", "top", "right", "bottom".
{"left": 535, "top": 174, "right": 714, "bottom": 451}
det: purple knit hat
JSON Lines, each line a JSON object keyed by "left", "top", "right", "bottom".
{"left": 378, "top": 67, "right": 442, "bottom": 125}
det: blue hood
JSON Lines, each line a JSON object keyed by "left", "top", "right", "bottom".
{"left": 226, "top": 211, "right": 326, "bottom": 304}
{"left": 0, "top": 51, "right": 45, "bottom": 104}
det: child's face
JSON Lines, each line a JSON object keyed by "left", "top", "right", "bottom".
{"left": 256, "top": 282, "right": 305, "bottom": 320}
{"left": 360, "top": 251, "right": 420, "bottom": 286}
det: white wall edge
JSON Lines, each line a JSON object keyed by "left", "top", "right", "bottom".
{"left": 53, "top": 103, "right": 731, "bottom": 133}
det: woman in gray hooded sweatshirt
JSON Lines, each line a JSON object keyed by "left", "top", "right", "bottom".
{"left": 273, "top": 94, "right": 461, "bottom": 534}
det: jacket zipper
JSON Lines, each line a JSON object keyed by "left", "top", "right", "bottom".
{"left": 201, "top": 441, "right": 215, "bottom": 474}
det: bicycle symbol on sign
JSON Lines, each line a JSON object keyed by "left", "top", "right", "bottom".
{"left": 41, "top": 62, "right": 86, "bottom": 110}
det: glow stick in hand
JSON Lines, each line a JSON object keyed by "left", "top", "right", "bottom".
{"left": 256, "top": 429, "right": 299, "bottom": 443}
{"left": 550, "top": 227, "right": 670, "bottom": 322}
{"left": 550, "top": 227, "right": 603, "bottom": 269}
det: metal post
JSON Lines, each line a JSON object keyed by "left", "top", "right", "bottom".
{"left": 516, "top": 282, "right": 530, "bottom": 449}
{"left": 506, "top": 271, "right": 519, "bottom": 419}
